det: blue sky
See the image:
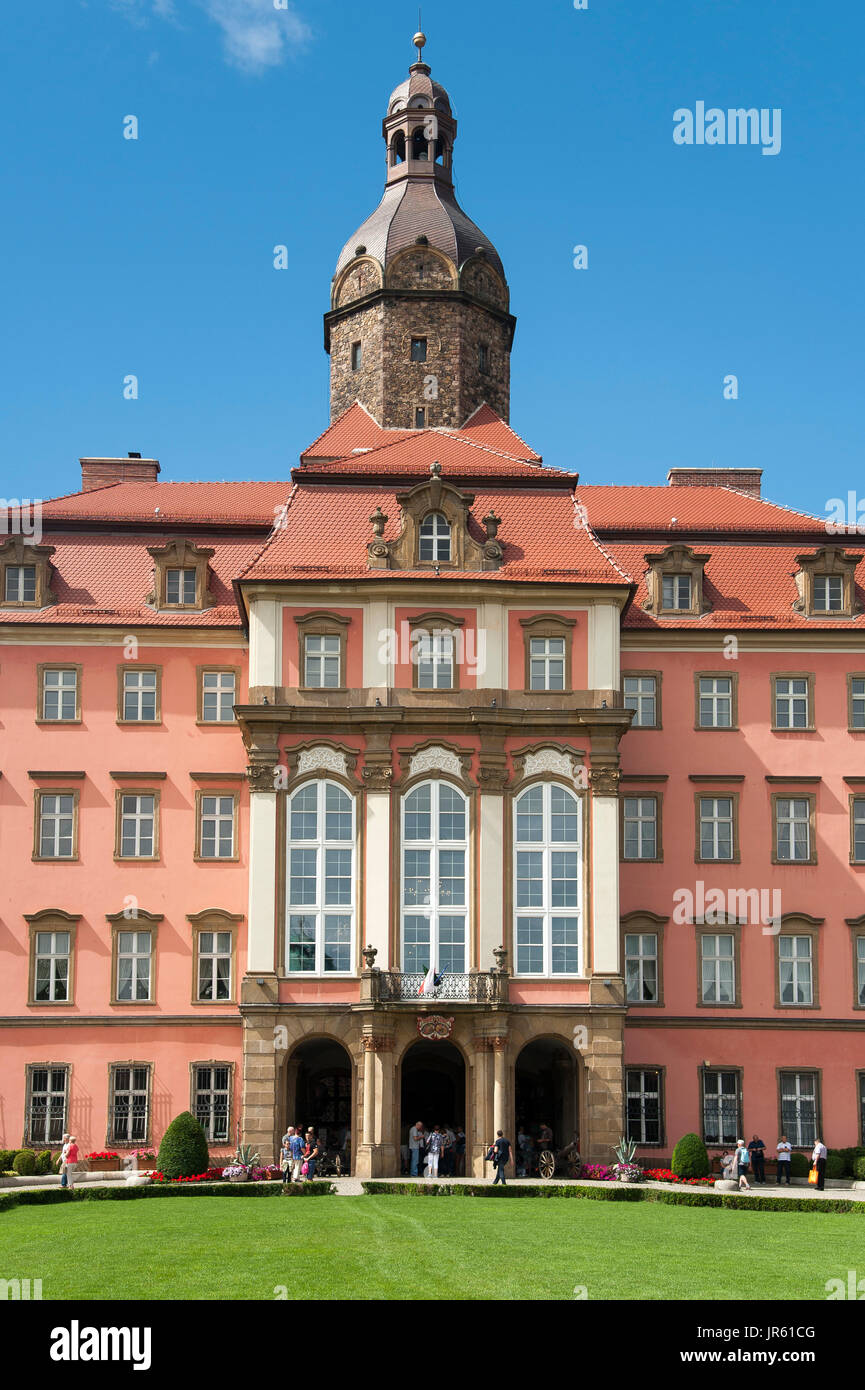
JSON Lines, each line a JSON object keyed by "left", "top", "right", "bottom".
{"left": 2, "top": 0, "right": 863, "bottom": 517}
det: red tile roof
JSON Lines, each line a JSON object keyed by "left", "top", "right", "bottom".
{"left": 576, "top": 485, "right": 826, "bottom": 535}
{"left": 295, "top": 429, "right": 567, "bottom": 481}
{"left": 35, "top": 481, "right": 292, "bottom": 527}
{"left": 300, "top": 402, "right": 545, "bottom": 469}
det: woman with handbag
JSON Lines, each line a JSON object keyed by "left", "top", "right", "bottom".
{"left": 811, "top": 1137, "right": 827, "bottom": 1191}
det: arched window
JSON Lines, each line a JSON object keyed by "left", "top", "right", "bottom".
{"left": 513, "top": 782, "right": 582, "bottom": 976}
{"left": 402, "top": 781, "right": 467, "bottom": 975}
{"left": 287, "top": 780, "right": 355, "bottom": 974}
{"left": 411, "top": 126, "right": 428, "bottom": 161}
{"left": 391, "top": 130, "right": 406, "bottom": 165}
{"left": 419, "top": 511, "right": 451, "bottom": 562}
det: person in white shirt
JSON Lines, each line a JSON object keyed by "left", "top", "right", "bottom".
{"left": 776, "top": 1135, "right": 793, "bottom": 1185}
{"left": 408, "top": 1120, "right": 425, "bottom": 1178}
{"left": 811, "top": 1137, "right": 828, "bottom": 1190}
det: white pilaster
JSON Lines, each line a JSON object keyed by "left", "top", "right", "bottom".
{"left": 364, "top": 791, "right": 391, "bottom": 965}
{"left": 590, "top": 794, "right": 620, "bottom": 973}
{"left": 588, "top": 602, "right": 620, "bottom": 690}
{"left": 477, "top": 600, "right": 505, "bottom": 689}
{"left": 247, "top": 791, "right": 277, "bottom": 972}
{"left": 249, "top": 598, "right": 281, "bottom": 687}
{"left": 479, "top": 793, "right": 504, "bottom": 970}
{"left": 363, "top": 599, "right": 390, "bottom": 689}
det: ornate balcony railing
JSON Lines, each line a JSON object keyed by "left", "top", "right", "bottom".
{"left": 368, "top": 970, "right": 508, "bottom": 1004}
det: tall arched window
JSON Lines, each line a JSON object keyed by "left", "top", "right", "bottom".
{"left": 513, "top": 782, "right": 582, "bottom": 976}
{"left": 402, "top": 781, "right": 467, "bottom": 974}
{"left": 287, "top": 780, "right": 355, "bottom": 974}
{"left": 419, "top": 511, "right": 451, "bottom": 562}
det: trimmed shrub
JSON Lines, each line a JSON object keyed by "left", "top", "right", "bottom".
{"left": 12, "top": 1149, "right": 36, "bottom": 1176}
{"left": 789, "top": 1151, "right": 811, "bottom": 1178}
{"left": 35, "top": 1150, "right": 53, "bottom": 1176}
{"left": 156, "top": 1112, "right": 209, "bottom": 1180}
{"left": 671, "top": 1133, "right": 710, "bottom": 1179}
{"left": 853, "top": 1156, "right": 865, "bottom": 1181}
{"left": 0, "top": 1181, "right": 334, "bottom": 1212}
{"left": 824, "top": 1155, "right": 846, "bottom": 1180}
{"left": 358, "top": 1181, "right": 865, "bottom": 1214}
{"left": 829, "top": 1147, "right": 865, "bottom": 1177}
{"left": 0, "top": 1150, "right": 18, "bottom": 1172}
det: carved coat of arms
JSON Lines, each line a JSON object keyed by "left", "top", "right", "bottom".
{"left": 416, "top": 1015, "right": 454, "bottom": 1040}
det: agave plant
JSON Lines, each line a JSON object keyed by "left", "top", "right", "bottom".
{"left": 612, "top": 1136, "right": 642, "bottom": 1182}
{"left": 234, "top": 1144, "right": 261, "bottom": 1170}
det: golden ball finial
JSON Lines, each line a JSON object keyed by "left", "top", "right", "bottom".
{"left": 413, "top": 30, "right": 426, "bottom": 57}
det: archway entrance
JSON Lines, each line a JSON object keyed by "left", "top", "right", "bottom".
{"left": 514, "top": 1038, "right": 579, "bottom": 1160}
{"left": 400, "top": 1040, "right": 466, "bottom": 1173}
{"left": 288, "top": 1038, "right": 352, "bottom": 1157}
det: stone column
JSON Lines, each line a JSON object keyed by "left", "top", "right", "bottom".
{"left": 584, "top": 977, "right": 626, "bottom": 1165}
{"left": 240, "top": 1013, "right": 279, "bottom": 1166}
{"left": 491, "top": 1036, "right": 508, "bottom": 1135}
{"left": 374, "top": 1036, "right": 397, "bottom": 1176}
{"left": 477, "top": 731, "right": 508, "bottom": 971}
{"left": 470, "top": 1034, "right": 492, "bottom": 1176}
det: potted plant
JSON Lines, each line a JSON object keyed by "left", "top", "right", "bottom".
{"left": 612, "top": 1137, "right": 643, "bottom": 1183}
{"left": 223, "top": 1144, "right": 260, "bottom": 1182}
{"left": 85, "top": 1150, "right": 122, "bottom": 1172}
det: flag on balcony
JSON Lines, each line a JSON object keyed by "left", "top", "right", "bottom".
{"left": 418, "top": 965, "right": 442, "bottom": 996}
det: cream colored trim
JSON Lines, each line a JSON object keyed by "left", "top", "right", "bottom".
{"left": 249, "top": 598, "right": 280, "bottom": 689}
{"left": 363, "top": 598, "right": 391, "bottom": 688}
{"left": 364, "top": 790, "right": 391, "bottom": 967}
{"left": 479, "top": 793, "right": 504, "bottom": 971}
{"left": 591, "top": 795, "right": 620, "bottom": 974}
{"left": 588, "top": 603, "right": 620, "bottom": 690}
{"left": 247, "top": 792, "right": 277, "bottom": 973}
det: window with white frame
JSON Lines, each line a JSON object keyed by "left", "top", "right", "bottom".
{"left": 414, "top": 629, "right": 454, "bottom": 689}
{"left": 402, "top": 781, "right": 467, "bottom": 974}
{"left": 122, "top": 669, "right": 158, "bottom": 721}
{"left": 623, "top": 796, "right": 658, "bottom": 860}
{"left": 661, "top": 573, "right": 691, "bottom": 610}
{"left": 42, "top": 668, "right": 78, "bottom": 721}
{"left": 119, "top": 794, "right": 156, "bottom": 858}
{"left": 303, "top": 634, "right": 341, "bottom": 688}
{"left": 624, "top": 933, "right": 658, "bottom": 1002}
{"left": 165, "top": 568, "right": 196, "bottom": 605}
{"left": 201, "top": 670, "right": 236, "bottom": 722}
{"left": 529, "top": 637, "right": 565, "bottom": 691}
{"left": 513, "top": 782, "right": 581, "bottom": 976}
{"left": 813, "top": 575, "right": 843, "bottom": 611}
{"left": 700, "top": 933, "right": 735, "bottom": 1004}
{"left": 779, "top": 935, "right": 813, "bottom": 1005}
{"left": 26, "top": 1066, "right": 68, "bottom": 1145}
{"left": 38, "top": 793, "right": 75, "bottom": 858}
{"left": 199, "top": 795, "right": 236, "bottom": 859}
{"left": 109, "top": 1064, "right": 150, "bottom": 1143}
{"left": 287, "top": 780, "right": 355, "bottom": 973}
{"left": 858, "top": 938, "right": 865, "bottom": 1007}
{"left": 779, "top": 1071, "right": 817, "bottom": 1147}
{"left": 698, "top": 675, "right": 732, "bottom": 728}
{"left": 623, "top": 675, "right": 657, "bottom": 727}
{"left": 34, "top": 930, "right": 71, "bottom": 1002}
{"left": 852, "top": 799, "right": 865, "bottom": 862}
{"left": 5, "top": 564, "right": 36, "bottom": 602}
{"left": 193, "top": 1064, "right": 231, "bottom": 1142}
{"left": 699, "top": 797, "right": 734, "bottom": 861}
{"left": 197, "top": 930, "right": 233, "bottom": 1001}
{"left": 626, "top": 1069, "right": 662, "bottom": 1144}
{"left": 116, "top": 930, "right": 152, "bottom": 1002}
{"left": 851, "top": 677, "right": 865, "bottom": 729}
{"left": 774, "top": 676, "right": 810, "bottom": 728}
{"left": 702, "top": 1069, "right": 739, "bottom": 1145}
{"left": 418, "top": 512, "right": 451, "bottom": 562}
{"left": 776, "top": 797, "right": 811, "bottom": 862}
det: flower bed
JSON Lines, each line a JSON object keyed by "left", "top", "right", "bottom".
{"left": 642, "top": 1168, "right": 715, "bottom": 1187}
{"left": 581, "top": 1164, "right": 615, "bottom": 1181}
{"left": 149, "top": 1164, "right": 281, "bottom": 1185}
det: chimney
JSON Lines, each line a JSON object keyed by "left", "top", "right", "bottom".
{"left": 79, "top": 453, "right": 161, "bottom": 492}
{"left": 667, "top": 467, "right": 761, "bottom": 499}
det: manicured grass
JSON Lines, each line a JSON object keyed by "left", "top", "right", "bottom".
{"left": 2, "top": 1195, "right": 863, "bottom": 1300}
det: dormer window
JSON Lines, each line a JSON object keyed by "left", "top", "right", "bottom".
{"left": 0, "top": 538, "right": 55, "bottom": 610}
{"left": 662, "top": 573, "right": 692, "bottom": 611}
{"left": 419, "top": 512, "right": 451, "bottom": 562}
{"left": 166, "top": 568, "right": 196, "bottom": 606}
{"left": 813, "top": 575, "right": 843, "bottom": 612}
{"left": 643, "top": 545, "right": 709, "bottom": 618}
{"left": 6, "top": 565, "right": 36, "bottom": 603}
{"left": 793, "top": 547, "right": 862, "bottom": 619}
{"left": 147, "top": 540, "right": 215, "bottom": 613}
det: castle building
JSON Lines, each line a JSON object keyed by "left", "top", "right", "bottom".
{"left": 2, "top": 35, "right": 863, "bottom": 1177}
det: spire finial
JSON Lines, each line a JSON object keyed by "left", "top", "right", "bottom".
{"left": 413, "top": 27, "right": 426, "bottom": 63}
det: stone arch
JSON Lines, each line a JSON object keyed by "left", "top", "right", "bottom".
{"left": 282, "top": 1032, "right": 357, "bottom": 1169}
{"left": 512, "top": 1033, "right": 582, "bottom": 1160}
{"left": 385, "top": 245, "right": 457, "bottom": 292}
{"left": 332, "top": 255, "right": 384, "bottom": 309}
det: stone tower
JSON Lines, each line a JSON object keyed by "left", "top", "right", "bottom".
{"left": 325, "top": 32, "right": 516, "bottom": 429}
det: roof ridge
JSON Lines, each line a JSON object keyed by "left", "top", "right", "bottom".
{"left": 718, "top": 484, "right": 827, "bottom": 527}
{"left": 458, "top": 402, "right": 543, "bottom": 461}
{"left": 573, "top": 496, "right": 634, "bottom": 583}
{"left": 240, "top": 484, "right": 298, "bottom": 576}
{"left": 40, "top": 480, "right": 123, "bottom": 506}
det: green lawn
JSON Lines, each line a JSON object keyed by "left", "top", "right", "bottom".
{"left": 2, "top": 1196, "right": 863, "bottom": 1300}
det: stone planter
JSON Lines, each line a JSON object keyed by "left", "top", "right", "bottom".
{"left": 87, "top": 1158, "right": 121, "bottom": 1172}
{"left": 616, "top": 1170, "right": 641, "bottom": 1183}
{"left": 228, "top": 1172, "right": 249, "bottom": 1183}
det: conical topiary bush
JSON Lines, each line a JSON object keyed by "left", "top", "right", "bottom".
{"left": 156, "top": 1111, "right": 209, "bottom": 1178}
{"left": 671, "top": 1132, "right": 710, "bottom": 1178}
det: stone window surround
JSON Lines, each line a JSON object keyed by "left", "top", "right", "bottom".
{"left": 116, "top": 664, "right": 163, "bottom": 725}
{"left": 620, "top": 790, "right": 663, "bottom": 863}
{"left": 622, "top": 669, "right": 663, "bottom": 729}
{"left": 113, "top": 786, "right": 161, "bottom": 862}
{"left": 24, "top": 1061, "right": 69, "bottom": 1148}
{"left": 771, "top": 791, "right": 817, "bottom": 866}
{"left": 793, "top": 546, "right": 862, "bottom": 619}
{"left": 369, "top": 470, "right": 500, "bottom": 572}
{"left": 698, "top": 1064, "right": 744, "bottom": 1147}
{"left": 187, "top": 909, "right": 243, "bottom": 1006}
{"left": 196, "top": 664, "right": 241, "bottom": 725}
{"left": 25, "top": 909, "right": 80, "bottom": 1007}
{"left": 36, "top": 662, "right": 83, "bottom": 724}
{"left": 770, "top": 671, "right": 816, "bottom": 732}
{"left": 32, "top": 786, "right": 81, "bottom": 862}
{"left": 847, "top": 916, "right": 865, "bottom": 1011}
{"left": 520, "top": 613, "right": 576, "bottom": 694}
{"left": 642, "top": 544, "right": 710, "bottom": 618}
{"left": 295, "top": 611, "right": 351, "bottom": 692}
{"left": 776, "top": 1067, "right": 822, "bottom": 1151}
{"left": 146, "top": 539, "right": 215, "bottom": 612}
{"left": 194, "top": 788, "right": 240, "bottom": 863}
{"left": 189, "top": 1060, "right": 236, "bottom": 1144}
{"left": 0, "top": 536, "right": 55, "bottom": 610}
{"left": 105, "top": 910, "right": 163, "bottom": 1007}
{"left": 620, "top": 910, "right": 668, "bottom": 1009}
{"left": 694, "top": 790, "right": 741, "bottom": 864}
{"left": 847, "top": 672, "right": 865, "bottom": 732}
{"left": 407, "top": 610, "right": 464, "bottom": 692}
{"left": 106, "top": 1060, "right": 154, "bottom": 1148}
{"left": 625, "top": 1065, "right": 666, "bottom": 1148}
{"left": 772, "top": 914, "right": 822, "bottom": 1010}
{"left": 694, "top": 669, "right": 739, "bottom": 730}
{"left": 695, "top": 921, "right": 743, "bottom": 1009}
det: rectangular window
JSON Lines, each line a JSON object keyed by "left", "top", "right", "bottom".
{"left": 414, "top": 407, "right": 425, "bottom": 428}
{"left": 304, "top": 634, "right": 341, "bottom": 688}
{"left": 774, "top": 676, "right": 810, "bottom": 729}
{"left": 702, "top": 1069, "right": 739, "bottom": 1145}
{"left": 415, "top": 630, "right": 454, "bottom": 689}
{"left": 198, "top": 795, "right": 236, "bottom": 860}
{"left": 350, "top": 341, "right": 362, "bottom": 372}
{"left": 193, "top": 1064, "right": 231, "bottom": 1142}
{"left": 26, "top": 1066, "right": 68, "bottom": 1145}
{"left": 699, "top": 797, "right": 734, "bottom": 861}
{"left": 661, "top": 573, "right": 691, "bottom": 610}
{"left": 110, "top": 1064, "right": 150, "bottom": 1143}
{"left": 34, "top": 931, "right": 71, "bottom": 1003}
{"left": 853, "top": 799, "right": 865, "bottom": 863}
{"left": 513, "top": 783, "right": 581, "bottom": 976}
{"left": 41, "top": 668, "right": 78, "bottom": 721}
{"left": 197, "top": 930, "right": 233, "bottom": 1001}
{"left": 116, "top": 931, "right": 152, "bottom": 1002}
{"left": 779, "top": 935, "right": 813, "bottom": 1006}
{"left": 478, "top": 343, "right": 489, "bottom": 373}
{"left": 410, "top": 337, "right": 427, "bottom": 363}
{"left": 813, "top": 575, "right": 843, "bottom": 611}
{"left": 779, "top": 1071, "right": 817, "bottom": 1148}
{"left": 698, "top": 675, "right": 733, "bottom": 728}
{"left": 200, "top": 669, "right": 236, "bottom": 722}
{"left": 122, "top": 669, "right": 158, "bottom": 722}
{"left": 165, "top": 568, "right": 196, "bottom": 605}
{"left": 624, "top": 933, "right": 658, "bottom": 1003}
{"left": 5, "top": 564, "right": 37, "bottom": 602}
{"left": 626, "top": 1069, "right": 662, "bottom": 1145}
{"left": 38, "top": 793, "right": 76, "bottom": 859}
{"left": 623, "top": 674, "right": 657, "bottom": 728}
{"left": 850, "top": 676, "right": 865, "bottom": 730}
{"left": 529, "top": 637, "right": 565, "bottom": 691}
{"left": 119, "top": 793, "right": 156, "bottom": 858}
{"left": 700, "top": 933, "right": 735, "bottom": 1004}
{"left": 775, "top": 797, "right": 811, "bottom": 862}
{"left": 623, "top": 797, "right": 658, "bottom": 861}
{"left": 858, "top": 938, "right": 865, "bottom": 1008}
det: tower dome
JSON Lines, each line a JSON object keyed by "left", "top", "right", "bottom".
{"left": 325, "top": 34, "right": 515, "bottom": 430}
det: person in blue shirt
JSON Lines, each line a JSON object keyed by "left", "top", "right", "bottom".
{"left": 747, "top": 1135, "right": 766, "bottom": 1184}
